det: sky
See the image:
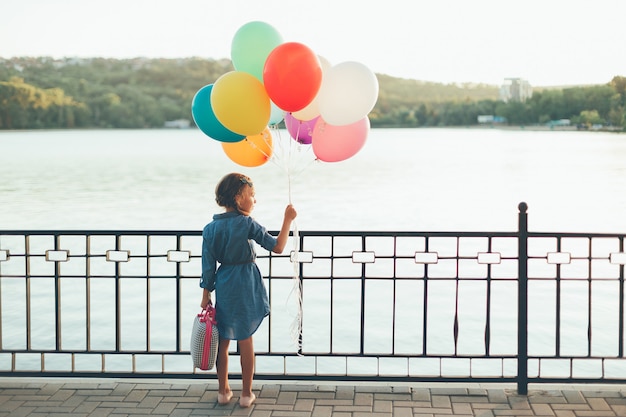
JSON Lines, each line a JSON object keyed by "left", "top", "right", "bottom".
{"left": 2, "top": 0, "right": 625, "bottom": 87}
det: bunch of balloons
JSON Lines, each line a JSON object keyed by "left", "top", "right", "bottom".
{"left": 191, "top": 21, "right": 379, "bottom": 166}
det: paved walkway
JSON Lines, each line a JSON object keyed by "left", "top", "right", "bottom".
{"left": 1, "top": 378, "right": 626, "bottom": 416}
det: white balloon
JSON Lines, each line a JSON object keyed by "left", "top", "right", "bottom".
{"left": 292, "top": 56, "right": 332, "bottom": 121}
{"left": 317, "top": 61, "right": 379, "bottom": 126}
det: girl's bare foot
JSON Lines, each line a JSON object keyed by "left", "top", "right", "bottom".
{"left": 239, "top": 392, "right": 256, "bottom": 408}
{"left": 217, "top": 390, "right": 233, "bottom": 405}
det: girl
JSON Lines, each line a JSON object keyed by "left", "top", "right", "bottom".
{"left": 200, "top": 173, "right": 297, "bottom": 408}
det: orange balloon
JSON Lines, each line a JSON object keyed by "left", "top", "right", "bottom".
{"left": 222, "top": 127, "right": 273, "bottom": 167}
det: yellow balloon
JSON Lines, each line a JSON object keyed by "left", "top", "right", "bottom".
{"left": 222, "top": 127, "right": 273, "bottom": 167}
{"left": 211, "top": 71, "right": 271, "bottom": 136}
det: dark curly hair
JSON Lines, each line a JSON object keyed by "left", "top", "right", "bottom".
{"left": 215, "top": 173, "right": 253, "bottom": 209}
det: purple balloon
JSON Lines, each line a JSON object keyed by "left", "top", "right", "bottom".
{"left": 284, "top": 113, "right": 319, "bottom": 145}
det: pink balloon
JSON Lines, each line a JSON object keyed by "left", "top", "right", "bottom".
{"left": 312, "top": 117, "right": 370, "bottom": 162}
{"left": 284, "top": 113, "right": 319, "bottom": 144}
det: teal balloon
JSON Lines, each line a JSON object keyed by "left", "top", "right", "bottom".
{"left": 231, "top": 21, "right": 283, "bottom": 82}
{"left": 268, "top": 101, "right": 284, "bottom": 126}
{"left": 191, "top": 85, "right": 245, "bottom": 143}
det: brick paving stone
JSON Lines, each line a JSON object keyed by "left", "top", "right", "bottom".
{"left": 452, "top": 394, "right": 490, "bottom": 403}
{"left": 332, "top": 405, "right": 373, "bottom": 413}
{"left": 281, "top": 384, "right": 317, "bottom": 392}
{"left": 315, "top": 385, "right": 337, "bottom": 392}
{"left": 76, "top": 389, "right": 114, "bottom": 396}
{"left": 431, "top": 387, "right": 469, "bottom": 396}
{"left": 432, "top": 395, "right": 452, "bottom": 408}
{"left": 297, "top": 391, "right": 335, "bottom": 400}
{"left": 392, "top": 386, "right": 412, "bottom": 394}
{"left": 61, "top": 394, "right": 89, "bottom": 407}
{"left": 87, "top": 408, "right": 115, "bottom": 417}
{"left": 413, "top": 406, "right": 456, "bottom": 414}
{"left": 0, "top": 406, "right": 35, "bottom": 417}
{"left": 185, "top": 383, "right": 207, "bottom": 397}
{"left": 392, "top": 406, "right": 414, "bottom": 417}
{"left": 357, "top": 386, "right": 393, "bottom": 394}
{"left": 315, "top": 399, "right": 356, "bottom": 406}
{"left": 452, "top": 402, "right": 473, "bottom": 415}
{"left": 529, "top": 403, "right": 556, "bottom": 416}
{"left": 170, "top": 410, "right": 193, "bottom": 417}
{"left": 310, "top": 405, "right": 333, "bottom": 417}
{"left": 112, "top": 383, "right": 136, "bottom": 396}
{"left": 61, "top": 382, "right": 103, "bottom": 390}
{"left": 147, "top": 389, "right": 187, "bottom": 397}
{"left": 153, "top": 402, "right": 178, "bottom": 414}
{"left": 270, "top": 411, "right": 311, "bottom": 417}
{"left": 259, "top": 384, "right": 280, "bottom": 399}
{"left": 488, "top": 390, "right": 511, "bottom": 404}
{"left": 582, "top": 390, "right": 623, "bottom": 398}
{"left": 584, "top": 397, "right": 612, "bottom": 411}
{"left": 509, "top": 395, "right": 531, "bottom": 409}
{"left": 125, "top": 389, "right": 148, "bottom": 402}
{"left": 562, "top": 390, "right": 587, "bottom": 404}
{"left": 137, "top": 395, "right": 162, "bottom": 408}
{"left": 354, "top": 392, "right": 373, "bottom": 406}
{"left": 249, "top": 411, "right": 272, "bottom": 417}
{"left": 412, "top": 388, "right": 432, "bottom": 401}
{"left": 335, "top": 385, "right": 355, "bottom": 400}
{"left": 373, "top": 399, "right": 392, "bottom": 413}
{"left": 294, "top": 398, "right": 315, "bottom": 411}
{"left": 374, "top": 392, "right": 413, "bottom": 401}
{"left": 611, "top": 405, "right": 626, "bottom": 415}
{"left": 254, "top": 404, "right": 294, "bottom": 412}
{"left": 276, "top": 390, "right": 297, "bottom": 405}
{"left": 550, "top": 404, "right": 591, "bottom": 412}
{"left": 605, "top": 397, "right": 626, "bottom": 405}
{"left": 37, "top": 383, "right": 62, "bottom": 395}
{"left": 73, "top": 401, "right": 100, "bottom": 414}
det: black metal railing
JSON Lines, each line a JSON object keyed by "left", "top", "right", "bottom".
{"left": 1, "top": 202, "right": 626, "bottom": 394}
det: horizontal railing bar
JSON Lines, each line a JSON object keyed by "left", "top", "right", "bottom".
{"left": 4, "top": 229, "right": 626, "bottom": 238}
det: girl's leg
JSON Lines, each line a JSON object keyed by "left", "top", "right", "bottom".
{"left": 216, "top": 338, "right": 232, "bottom": 404}
{"left": 238, "top": 336, "right": 256, "bottom": 407}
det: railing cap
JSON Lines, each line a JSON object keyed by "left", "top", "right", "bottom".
{"left": 518, "top": 202, "right": 528, "bottom": 213}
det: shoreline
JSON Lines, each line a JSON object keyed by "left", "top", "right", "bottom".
{"left": 0, "top": 125, "right": 624, "bottom": 133}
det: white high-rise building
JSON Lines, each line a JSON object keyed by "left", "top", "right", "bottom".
{"left": 499, "top": 78, "right": 532, "bottom": 102}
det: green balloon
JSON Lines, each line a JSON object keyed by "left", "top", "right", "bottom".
{"left": 231, "top": 21, "right": 283, "bottom": 82}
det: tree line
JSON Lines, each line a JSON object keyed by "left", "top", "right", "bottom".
{"left": 0, "top": 57, "right": 624, "bottom": 131}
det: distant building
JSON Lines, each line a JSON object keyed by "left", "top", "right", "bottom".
{"left": 164, "top": 119, "right": 191, "bottom": 128}
{"left": 478, "top": 115, "right": 507, "bottom": 124}
{"left": 499, "top": 78, "right": 532, "bottom": 102}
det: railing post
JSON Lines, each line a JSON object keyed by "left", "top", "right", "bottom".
{"left": 517, "top": 202, "right": 529, "bottom": 395}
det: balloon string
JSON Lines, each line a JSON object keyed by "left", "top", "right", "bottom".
{"left": 281, "top": 124, "right": 303, "bottom": 354}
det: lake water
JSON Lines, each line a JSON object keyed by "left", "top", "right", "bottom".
{"left": 1, "top": 127, "right": 626, "bottom": 376}
{"left": 1, "top": 127, "right": 626, "bottom": 234}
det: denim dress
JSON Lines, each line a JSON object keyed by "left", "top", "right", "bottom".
{"left": 200, "top": 211, "right": 275, "bottom": 340}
